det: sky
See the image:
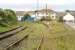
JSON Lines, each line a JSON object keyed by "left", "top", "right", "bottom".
{"left": 0, "top": 0, "right": 75, "bottom": 11}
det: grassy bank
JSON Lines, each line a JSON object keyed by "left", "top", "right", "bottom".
{"left": 0, "top": 21, "right": 33, "bottom": 32}
{"left": 8, "top": 22, "right": 48, "bottom": 50}
{"left": 0, "top": 23, "right": 19, "bottom": 32}
{"left": 0, "top": 22, "right": 21, "bottom": 32}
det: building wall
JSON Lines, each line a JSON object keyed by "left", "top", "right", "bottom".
{"left": 17, "top": 16, "right": 23, "bottom": 21}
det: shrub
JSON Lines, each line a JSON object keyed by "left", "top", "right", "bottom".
{"left": 58, "top": 16, "right": 63, "bottom": 22}
{"left": 22, "top": 14, "right": 31, "bottom": 21}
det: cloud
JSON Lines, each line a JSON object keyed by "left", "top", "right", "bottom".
{"left": 47, "top": 0, "right": 75, "bottom": 5}
{"left": 0, "top": 0, "right": 36, "bottom": 4}
{"left": 0, "top": 0, "right": 75, "bottom": 5}
{"left": 0, "top": 0, "right": 75, "bottom": 11}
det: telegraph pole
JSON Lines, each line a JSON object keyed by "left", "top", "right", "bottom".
{"left": 36, "top": 0, "right": 39, "bottom": 17}
{"left": 46, "top": 3, "right": 47, "bottom": 17}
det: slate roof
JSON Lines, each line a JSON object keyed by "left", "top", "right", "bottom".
{"left": 16, "top": 11, "right": 25, "bottom": 16}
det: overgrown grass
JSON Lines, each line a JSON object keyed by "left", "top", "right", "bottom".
{"left": 8, "top": 22, "right": 48, "bottom": 50}
{"left": 0, "top": 22, "right": 21, "bottom": 32}
{"left": 23, "top": 23, "right": 45, "bottom": 50}
{"left": 40, "top": 21, "right": 75, "bottom": 50}
{"left": 6, "top": 21, "right": 75, "bottom": 50}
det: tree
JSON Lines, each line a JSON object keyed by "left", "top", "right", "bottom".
{"left": 0, "top": 8, "right": 5, "bottom": 20}
{"left": 65, "top": 10, "right": 70, "bottom": 12}
{"left": 58, "top": 16, "right": 63, "bottom": 22}
{"left": 22, "top": 14, "right": 31, "bottom": 21}
{"left": 0, "top": 8, "right": 7, "bottom": 26}
{"left": 5, "top": 9, "right": 17, "bottom": 21}
{"left": 0, "top": 8, "right": 17, "bottom": 26}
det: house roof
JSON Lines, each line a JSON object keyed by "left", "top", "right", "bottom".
{"left": 69, "top": 11, "right": 75, "bottom": 17}
{"left": 56, "top": 10, "right": 75, "bottom": 18}
{"left": 16, "top": 11, "right": 26, "bottom": 16}
{"left": 25, "top": 9, "right": 54, "bottom": 16}
{"left": 56, "top": 12, "right": 65, "bottom": 17}
{"left": 35, "top": 9, "right": 54, "bottom": 14}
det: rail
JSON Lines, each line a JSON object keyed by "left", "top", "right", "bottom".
{"left": 0, "top": 26, "right": 27, "bottom": 40}
{"left": 0, "top": 26, "right": 29, "bottom": 50}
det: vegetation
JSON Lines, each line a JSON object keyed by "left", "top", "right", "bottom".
{"left": 0, "top": 8, "right": 18, "bottom": 32}
{"left": 40, "top": 21, "right": 75, "bottom": 50}
{"left": 0, "top": 8, "right": 17, "bottom": 27}
{"left": 0, "top": 8, "right": 75, "bottom": 50}
{"left": 21, "top": 13, "right": 31, "bottom": 21}
{"left": 0, "top": 22, "right": 20, "bottom": 32}
{"left": 40, "top": 16, "right": 52, "bottom": 21}
{"left": 7, "top": 21, "right": 75, "bottom": 50}
{"left": 58, "top": 16, "right": 63, "bottom": 22}
{"left": 4, "top": 9, "right": 17, "bottom": 23}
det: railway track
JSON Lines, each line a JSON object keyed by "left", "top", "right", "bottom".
{"left": 6, "top": 28, "right": 44, "bottom": 50}
{"left": 37, "top": 34, "right": 44, "bottom": 50}
{"left": 0, "top": 26, "right": 27, "bottom": 40}
{"left": 0, "top": 26, "right": 29, "bottom": 50}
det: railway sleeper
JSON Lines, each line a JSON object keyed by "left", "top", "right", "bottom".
{"left": 0, "top": 26, "right": 27, "bottom": 40}
{"left": 0, "top": 26, "right": 22, "bottom": 34}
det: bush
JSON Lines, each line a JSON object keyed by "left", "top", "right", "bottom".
{"left": 40, "top": 16, "right": 52, "bottom": 21}
{"left": 22, "top": 14, "right": 31, "bottom": 21}
{"left": 58, "top": 16, "right": 63, "bottom": 22}
{"left": 0, "top": 8, "right": 17, "bottom": 26}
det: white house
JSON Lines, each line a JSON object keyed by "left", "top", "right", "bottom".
{"left": 38, "top": 13, "right": 49, "bottom": 17}
{"left": 31, "top": 12, "right": 50, "bottom": 21}
{"left": 50, "top": 13, "right": 56, "bottom": 20}
{"left": 63, "top": 13, "right": 75, "bottom": 22}
{"left": 17, "top": 16, "right": 23, "bottom": 21}
{"left": 31, "top": 14, "right": 42, "bottom": 21}
{"left": 31, "top": 15, "right": 37, "bottom": 21}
